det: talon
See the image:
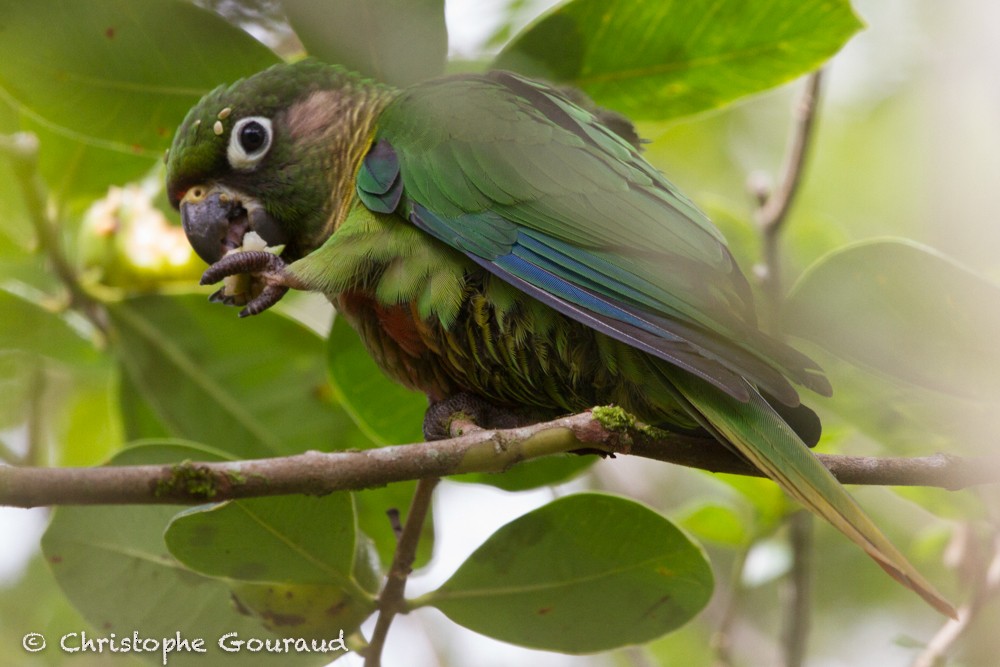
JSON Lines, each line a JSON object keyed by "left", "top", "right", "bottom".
{"left": 199, "top": 250, "right": 292, "bottom": 315}
{"left": 239, "top": 284, "right": 289, "bottom": 318}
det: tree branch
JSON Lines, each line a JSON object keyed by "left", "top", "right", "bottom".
{"left": 781, "top": 511, "right": 812, "bottom": 667}
{"left": 753, "top": 70, "right": 824, "bottom": 310}
{"left": 364, "top": 477, "right": 440, "bottom": 667}
{"left": 1, "top": 410, "right": 997, "bottom": 509}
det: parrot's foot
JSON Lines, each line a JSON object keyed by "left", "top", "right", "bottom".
{"left": 423, "top": 393, "right": 556, "bottom": 441}
{"left": 200, "top": 251, "right": 297, "bottom": 318}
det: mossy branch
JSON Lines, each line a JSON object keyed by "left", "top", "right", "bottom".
{"left": 1, "top": 409, "right": 997, "bottom": 509}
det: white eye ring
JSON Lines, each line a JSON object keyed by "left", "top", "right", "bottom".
{"left": 227, "top": 116, "right": 273, "bottom": 171}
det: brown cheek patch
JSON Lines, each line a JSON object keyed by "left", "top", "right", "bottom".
{"left": 286, "top": 90, "right": 344, "bottom": 141}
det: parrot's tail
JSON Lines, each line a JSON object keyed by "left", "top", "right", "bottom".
{"left": 662, "top": 369, "right": 956, "bottom": 618}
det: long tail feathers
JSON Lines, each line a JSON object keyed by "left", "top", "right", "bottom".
{"left": 666, "top": 370, "right": 957, "bottom": 618}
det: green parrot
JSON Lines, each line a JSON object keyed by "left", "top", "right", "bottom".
{"left": 165, "top": 59, "right": 953, "bottom": 617}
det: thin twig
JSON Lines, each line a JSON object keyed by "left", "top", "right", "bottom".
{"left": 1, "top": 410, "right": 997, "bottom": 508}
{"left": 912, "top": 532, "right": 1000, "bottom": 667}
{"left": 711, "top": 546, "right": 751, "bottom": 667}
{"left": 754, "top": 70, "right": 824, "bottom": 311}
{"left": 781, "top": 511, "right": 813, "bottom": 667}
{"left": 0, "top": 132, "right": 107, "bottom": 335}
{"left": 364, "top": 477, "right": 440, "bottom": 667}
{"left": 25, "top": 362, "right": 46, "bottom": 467}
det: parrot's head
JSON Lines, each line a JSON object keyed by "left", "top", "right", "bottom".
{"left": 165, "top": 60, "right": 384, "bottom": 265}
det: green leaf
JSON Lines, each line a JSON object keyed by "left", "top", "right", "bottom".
{"left": 165, "top": 494, "right": 362, "bottom": 591}
{"left": 165, "top": 493, "right": 378, "bottom": 640}
{"left": 109, "top": 294, "right": 355, "bottom": 459}
{"left": 0, "top": 288, "right": 98, "bottom": 365}
{"left": 427, "top": 493, "right": 713, "bottom": 652}
{"left": 785, "top": 239, "right": 1000, "bottom": 399}
{"left": 494, "top": 0, "right": 863, "bottom": 120}
{"left": 679, "top": 502, "right": 748, "bottom": 547}
{"left": 282, "top": 0, "right": 447, "bottom": 86}
{"left": 20, "top": 111, "right": 155, "bottom": 204}
{"left": 118, "top": 365, "right": 173, "bottom": 440}
{"left": 42, "top": 442, "right": 329, "bottom": 666}
{"left": 327, "top": 314, "right": 426, "bottom": 446}
{"left": 0, "top": 0, "right": 279, "bottom": 156}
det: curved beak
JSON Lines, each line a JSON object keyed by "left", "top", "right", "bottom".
{"left": 179, "top": 185, "right": 289, "bottom": 264}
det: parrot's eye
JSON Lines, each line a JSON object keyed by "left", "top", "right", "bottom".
{"left": 227, "top": 116, "right": 273, "bottom": 171}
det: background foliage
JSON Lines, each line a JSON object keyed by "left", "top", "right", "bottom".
{"left": 1, "top": 0, "right": 999, "bottom": 665}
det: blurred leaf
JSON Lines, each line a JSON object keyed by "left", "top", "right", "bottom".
{"left": 282, "top": 0, "right": 447, "bottom": 86}
{"left": 19, "top": 112, "right": 155, "bottom": 205}
{"left": 109, "top": 294, "right": 352, "bottom": 459}
{"left": 0, "top": 288, "right": 98, "bottom": 365}
{"left": 786, "top": 239, "right": 1000, "bottom": 399}
{"left": 0, "top": 351, "right": 36, "bottom": 432}
{"left": 494, "top": 0, "right": 862, "bottom": 120}
{"left": 57, "top": 365, "right": 124, "bottom": 466}
{"left": 43, "top": 442, "right": 327, "bottom": 666}
{"left": 0, "top": 97, "right": 31, "bottom": 248}
{"left": 798, "top": 348, "right": 996, "bottom": 454}
{"left": 679, "top": 502, "right": 748, "bottom": 547}
{"left": 427, "top": 493, "right": 713, "bottom": 652}
{"left": 715, "top": 474, "right": 791, "bottom": 534}
{"left": 118, "top": 366, "right": 172, "bottom": 440}
{"left": 165, "top": 494, "right": 362, "bottom": 589}
{"left": 0, "top": 0, "right": 279, "bottom": 155}
{"left": 327, "top": 314, "right": 426, "bottom": 446}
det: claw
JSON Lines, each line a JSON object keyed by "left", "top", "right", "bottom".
{"left": 200, "top": 250, "right": 291, "bottom": 316}
{"left": 239, "top": 284, "right": 290, "bottom": 318}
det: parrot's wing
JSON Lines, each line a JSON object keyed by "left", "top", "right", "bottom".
{"left": 358, "top": 70, "right": 829, "bottom": 406}
{"left": 662, "top": 370, "right": 955, "bottom": 617}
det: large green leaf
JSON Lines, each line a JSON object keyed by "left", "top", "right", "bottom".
{"left": 0, "top": 0, "right": 279, "bottom": 156}
{"left": 785, "top": 239, "right": 1000, "bottom": 399}
{"left": 42, "top": 442, "right": 328, "bottom": 666}
{"left": 0, "top": 288, "right": 98, "bottom": 365}
{"left": 165, "top": 494, "right": 363, "bottom": 591}
{"left": 494, "top": 0, "right": 862, "bottom": 120}
{"left": 109, "top": 294, "right": 356, "bottom": 459}
{"left": 20, "top": 112, "right": 155, "bottom": 204}
{"left": 426, "top": 493, "right": 713, "bottom": 652}
{"left": 165, "top": 492, "right": 379, "bottom": 640}
{"left": 282, "top": 0, "right": 447, "bottom": 86}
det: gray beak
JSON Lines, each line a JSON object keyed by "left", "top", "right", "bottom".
{"left": 179, "top": 185, "right": 288, "bottom": 264}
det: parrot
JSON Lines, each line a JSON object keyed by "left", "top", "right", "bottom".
{"left": 165, "top": 59, "right": 954, "bottom": 617}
